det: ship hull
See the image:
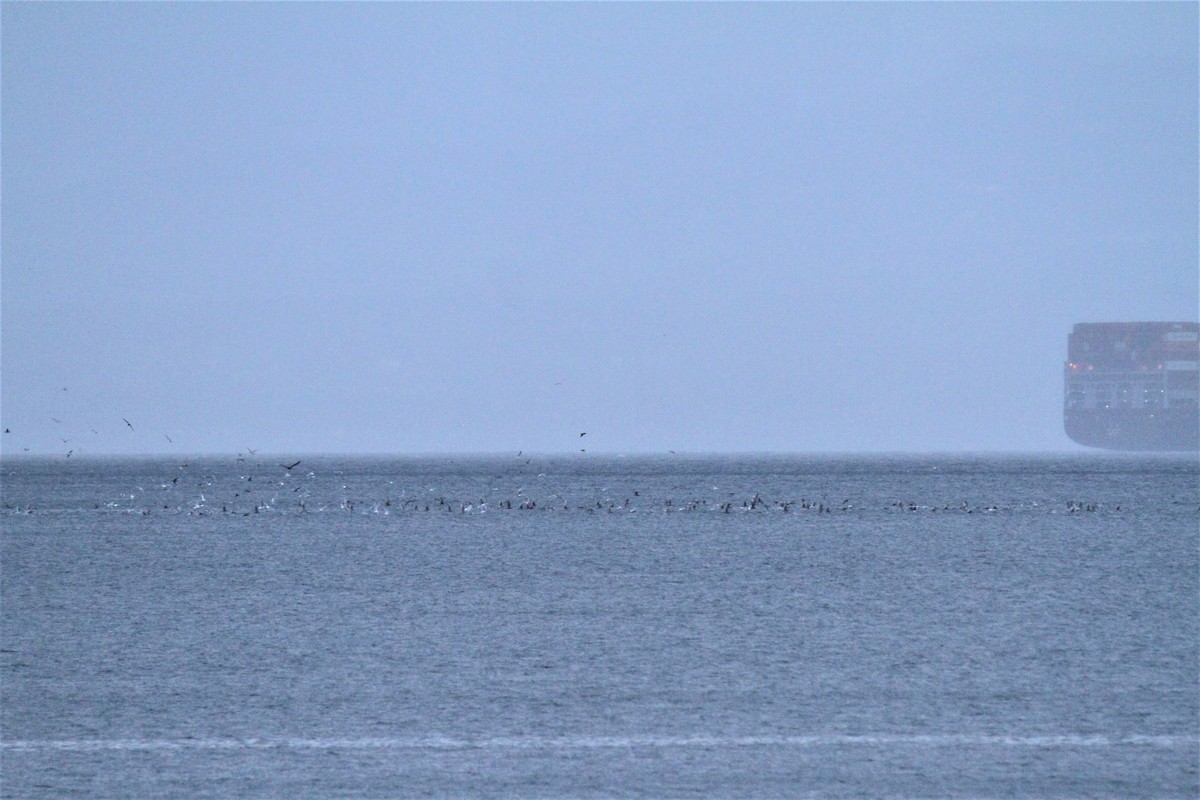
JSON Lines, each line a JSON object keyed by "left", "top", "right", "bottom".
{"left": 1064, "top": 408, "right": 1200, "bottom": 452}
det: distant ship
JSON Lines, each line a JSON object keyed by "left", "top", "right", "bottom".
{"left": 1064, "top": 322, "right": 1200, "bottom": 451}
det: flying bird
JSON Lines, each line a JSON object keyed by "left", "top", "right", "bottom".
{"left": 123, "top": 418, "right": 135, "bottom": 431}
{"left": 580, "top": 432, "right": 587, "bottom": 437}
{"left": 280, "top": 460, "right": 302, "bottom": 471}
{"left": 164, "top": 434, "right": 173, "bottom": 443}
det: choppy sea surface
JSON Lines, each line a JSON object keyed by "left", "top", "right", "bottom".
{"left": 1, "top": 453, "right": 1197, "bottom": 799}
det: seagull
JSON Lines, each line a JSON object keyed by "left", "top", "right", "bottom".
{"left": 580, "top": 432, "right": 587, "bottom": 437}
{"left": 280, "top": 460, "right": 301, "bottom": 471}
{"left": 164, "top": 434, "right": 173, "bottom": 443}
{"left": 123, "top": 418, "right": 134, "bottom": 431}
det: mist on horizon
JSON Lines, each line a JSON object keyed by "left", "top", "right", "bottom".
{"left": 3, "top": 3, "right": 1196, "bottom": 457}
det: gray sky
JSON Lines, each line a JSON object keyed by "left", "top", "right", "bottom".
{"left": 2, "top": 2, "right": 1196, "bottom": 456}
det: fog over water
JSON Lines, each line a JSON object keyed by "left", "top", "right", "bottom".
{"left": 2, "top": 3, "right": 1196, "bottom": 456}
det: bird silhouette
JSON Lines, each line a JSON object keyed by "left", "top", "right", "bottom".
{"left": 280, "top": 460, "right": 302, "bottom": 471}
{"left": 123, "top": 418, "right": 135, "bottom": 431}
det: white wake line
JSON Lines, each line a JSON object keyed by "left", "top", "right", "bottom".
{"left": 2, "top": 734, "right": 1196, "bottom": 752}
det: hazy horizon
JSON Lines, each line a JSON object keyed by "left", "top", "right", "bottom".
{"left": 3, "top": 3, "right": 1196, "bottom": 457}
{"left": 3, "top": 448, "right": 1156, "bottom": 460}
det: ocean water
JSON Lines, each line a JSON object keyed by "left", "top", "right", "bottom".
{"left": 1, "top": 453, "right": 1197, "bottom": 799}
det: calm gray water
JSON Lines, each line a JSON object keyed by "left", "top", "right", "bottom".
{"left": 2, "top": 454, "right": 1197, "bottom": 798}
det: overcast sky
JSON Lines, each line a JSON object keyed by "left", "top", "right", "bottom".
{"left": 2, "top": 2, "right": 1196, "bottom": 456}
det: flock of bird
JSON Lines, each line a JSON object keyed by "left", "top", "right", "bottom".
{"left": 0, "top": 397, "right": 161, "bottom": 457}
{"left": 0, "top": 456, "right": 1137, "bottom": 518}
{"left": 0, "top": 404, "right": 1183, "bottom": 518}
{"left": 3, "top": 409, "right": 602, "bottom": 460}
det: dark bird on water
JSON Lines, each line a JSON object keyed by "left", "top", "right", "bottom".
{"left": 280, "top": 460, "right": 302, "bottom": 471}
{"left": 123, "top": 418, "right": 134, "bottom": 431}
